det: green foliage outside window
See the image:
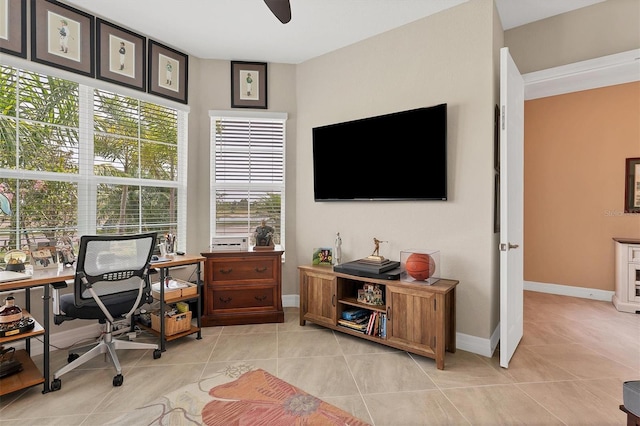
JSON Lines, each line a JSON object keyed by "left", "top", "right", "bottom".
{"left": 0, "top": 66, "right": 182, "bottom": 267}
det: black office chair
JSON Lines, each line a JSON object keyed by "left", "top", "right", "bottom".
{"left": 51, "top": 232, "right": 161, "bottom": 391}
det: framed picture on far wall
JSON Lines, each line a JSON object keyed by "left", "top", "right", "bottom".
{"left": 0, "top": 0, "right": 27, "bottom": 58}
{"left": 30, "top": 0, "right": 95, "bottom": 77}
{"left": 231, "top": 61, "right": 267, "bottom": 109}
{"left": 96, "top": 18, "right": 146, "bottom": 92}
{"left": 148, "top": 39, "right": 188, "bottom": 104}
{"left": 625, "top": 157, "right": 640, "bottom": 214}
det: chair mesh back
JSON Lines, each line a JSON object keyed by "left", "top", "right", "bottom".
{"left": 74, "top": 233, "right": 156, "bottom": 304}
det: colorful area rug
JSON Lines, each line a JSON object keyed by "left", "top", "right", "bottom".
{"left": 110, "top": 363, "right": 370, "bottom": 425}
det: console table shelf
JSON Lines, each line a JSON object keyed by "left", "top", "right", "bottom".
{"left": 299, "top": 265, "right": 457, "bottom": 369}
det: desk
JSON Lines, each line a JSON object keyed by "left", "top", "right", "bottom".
{"left": 149, "top": 254, "right": 205, "bottom": 351}
{"left": 0, "top": 254, "right": 204, "bottom": 395}
{"left": 0, "top": 267, "right": 74, "bottom": 395}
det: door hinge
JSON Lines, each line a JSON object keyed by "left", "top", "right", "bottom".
{"left": 501, "top": 105, "right": 505, "bottom": 130}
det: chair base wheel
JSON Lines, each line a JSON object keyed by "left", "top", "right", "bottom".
{"left": 153, "top": 349, "right": 161, "bottom": 359}
{"left": 113, "top": 374, "right": 124, "bottom": 386}
{"left": 51, "top": 378, "right": 61, "bottom": 391}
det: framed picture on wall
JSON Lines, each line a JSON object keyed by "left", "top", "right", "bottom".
{"left": 0, "top": 0, "right": 27, "bottom": 58}
{"left": 30, "top": 0, "right": 95, "bottom": 77}
{"left": 148, "top": 39, "right": 188, "bottom": 104}
{"left": 96, "top": 18, "right": 146, "bottom": 92}
{"left": 625, "top": 157, "right": 640, "bottom": 214}
{"left": 231, "top": 61, "right": 267, "bottom": 109}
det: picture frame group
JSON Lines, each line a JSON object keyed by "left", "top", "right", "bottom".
{"left": 0, "top": 0, "right": 190, "bottom": 103}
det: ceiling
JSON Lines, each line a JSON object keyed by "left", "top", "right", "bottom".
{"left": 64, "top": 0, "right": 606, "bottom": 64}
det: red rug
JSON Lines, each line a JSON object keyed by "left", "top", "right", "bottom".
{"left": 113, "top": 364, "right": 370, "bottom": 425}
{"left": 202, "top": 369, "right": 370, "bottom": 426}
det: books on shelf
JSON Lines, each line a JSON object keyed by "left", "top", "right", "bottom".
{"left": 341, "top": 308, "right": 370, "bottom": 321}
{"left": 337, "top": 318, "right": 368, "bottom": 333}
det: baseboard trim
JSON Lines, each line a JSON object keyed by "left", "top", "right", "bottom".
{"left": 456, "top": 329, "right": 498, "bottom": 358}
{"left": 524, "top": 280, "right": 614, "bottom": 302}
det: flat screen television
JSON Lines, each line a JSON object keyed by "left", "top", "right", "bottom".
{"left": 312, "top": 103, "right": 447, "bottom": 201}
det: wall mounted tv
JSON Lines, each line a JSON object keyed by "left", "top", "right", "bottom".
{"left": 312, "top": 103, "right": 447, "bottom": 201}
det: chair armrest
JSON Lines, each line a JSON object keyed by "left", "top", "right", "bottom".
{"left": 51, "top": 280, "right": 69, "bottom": 316}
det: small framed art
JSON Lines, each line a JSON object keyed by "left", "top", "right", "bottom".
{"left": 148, "top": 39, "right": 188, "bottom": 104}
{"left": 312, "top": 248, "right": 333, "bottom": 266}
{"left": 96, "top": 18, "right": 146, "bottom": 92}
{"left": 31, "top": 247, "right": 57, "bottom": 270}
{"left": 30, "top": 0, "right": 95, "bottom": 77}
{"left": 0, "top": 0, "right": 27, "bottom": 58}
{"left": 231, "top": 61, "right": 267, "bottom": 109}
{"left": 625, "top": 157, "right": 640, "bottom": 214}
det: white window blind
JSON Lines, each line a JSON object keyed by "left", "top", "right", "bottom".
{"left": 209, "top": 111, "right": 286, "bottom": 249}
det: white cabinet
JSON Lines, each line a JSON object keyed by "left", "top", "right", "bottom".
{"left": 613, "top": 238, "right": 640, "bottom": 313}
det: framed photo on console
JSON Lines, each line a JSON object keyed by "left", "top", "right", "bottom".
{"left": 30, "top": 0, "right": 95, "bottom": 77}
{"left": 148, "top": 39, "right": 188, "bottom": 104}
{"left": 96, "top": 18, "right": 146, "bottom": 92}
{"left": 0, "top": 0, "right": 27, "bottom": 58}
{"left": 231, "top": 61, "right": 267, "bottom": 109}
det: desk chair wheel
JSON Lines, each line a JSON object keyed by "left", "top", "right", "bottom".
{"left": 51, "top": 378, "right": 62, "bottom": 391}
{"left": 68, "top": 353, "right": 79, "bottom": 363}
{"left": 153, "top": 349, "right": 161, "bottom": 359}
{"left": 113, "top": 374, "right": 124, "bottom": 387}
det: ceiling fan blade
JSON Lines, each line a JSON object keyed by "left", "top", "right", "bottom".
{"left": 264, "top": 0, "right": 291, "bottom": 24}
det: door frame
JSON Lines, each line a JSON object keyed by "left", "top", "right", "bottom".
{"left": 523, "top": 49, "right": 639, "bottom": 101}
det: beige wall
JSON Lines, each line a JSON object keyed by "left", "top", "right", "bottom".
{"left": 504, "top": 0, "right": 640, "bottom": 73}
{"left": 524, "top": 82, "right": 640, "bottom": 290}
{"left": 294, "top": 0, "right": 499, "bottom": 340}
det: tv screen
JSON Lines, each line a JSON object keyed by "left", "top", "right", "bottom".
{"left": 312, "top": 103, "right": 447, "bottom": 201}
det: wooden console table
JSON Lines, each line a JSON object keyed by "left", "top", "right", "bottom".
{"left": 299, "top": 265, "right": 457, "bottom": 369}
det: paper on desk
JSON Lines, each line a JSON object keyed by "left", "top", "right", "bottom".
{"left": 152, "top": 280, "right": 188, "bottom": 292}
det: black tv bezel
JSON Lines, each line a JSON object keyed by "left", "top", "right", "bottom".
{"left": 312, "top": 104, "right": 447, "bottom": 202}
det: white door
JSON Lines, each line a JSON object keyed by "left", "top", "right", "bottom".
{"left": 499, "top": 47, "right": 524, "bottom": 368}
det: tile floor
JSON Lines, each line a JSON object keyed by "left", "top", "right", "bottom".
{"left": 0, "top": 290, "right": 638, "bottom": 425}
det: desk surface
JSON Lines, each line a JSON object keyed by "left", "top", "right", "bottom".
{"left": 0, "top": 253, "right": 205, "bottom": 291}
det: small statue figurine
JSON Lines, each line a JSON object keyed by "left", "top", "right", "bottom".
{"left": 254, "top": 220, "right": 275, "bottom": 247}
{"left": 368, "top": 237, "right": 387, "bottom": 262}
{"left": 334, "top": 232, "right": 342, "bottom": 265}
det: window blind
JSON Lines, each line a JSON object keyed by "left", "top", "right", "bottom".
{"left": 209, "top": 111, "right": 286, "bottom": 248}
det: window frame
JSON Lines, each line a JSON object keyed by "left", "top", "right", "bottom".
{"left": 0, "top": 55, "right": 189, "bottom": 258}
{"left": 209, "top": 110, "right": 287, "bottom": 251}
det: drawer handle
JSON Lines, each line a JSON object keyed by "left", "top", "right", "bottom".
{"left": 219, "top": 297, "right": 232, "bottom": 304}
{"left": 255, "top": 267, "right": 268, "bottom": 273}
{"left": 254, "top": 295, "right": 267, "bottom": 301}
{"left": 219, "top": 268, "right": 233, "bottom": 274}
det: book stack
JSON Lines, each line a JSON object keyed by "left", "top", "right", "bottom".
{"left": 364, "top": 312, "right": 387, "bottom": 337}
{"left": 338, "top": 308, "right": 371, "bottom": 332}
{"left": 337, "top": 316, "right": 369, "bottom": 333}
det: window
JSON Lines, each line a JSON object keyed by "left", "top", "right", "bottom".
{"left": 209, "top": 111, "right": 286, "bottom": 249}
{"left": 0, "top": 65, "right": 187, "bottom": 267}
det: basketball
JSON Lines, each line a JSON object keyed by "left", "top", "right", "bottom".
{"left": 405, "top": 253, "right": 435, "bottom": 281}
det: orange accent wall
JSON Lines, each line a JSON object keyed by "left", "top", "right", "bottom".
{"left": 524, "top": 81, "right": 640, "bottom": 291}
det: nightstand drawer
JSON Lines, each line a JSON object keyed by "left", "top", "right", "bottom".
{"left": 210, "top": 287, "right": 276, "bottom": 311}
